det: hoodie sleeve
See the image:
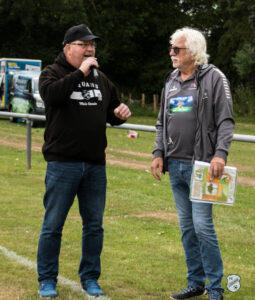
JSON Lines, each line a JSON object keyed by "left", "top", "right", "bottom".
{"left": 212, "top": 68, "right": 235, "bottom": 161}
{"left": 39, "top": 65, "right": 84, "bottom": 108}
{"left": 105, "top": 77, "right": 126, "bottom": 126}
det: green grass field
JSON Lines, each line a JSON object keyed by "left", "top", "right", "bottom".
{"left": 0, "top": 116, "right": 255, "bottom": 300}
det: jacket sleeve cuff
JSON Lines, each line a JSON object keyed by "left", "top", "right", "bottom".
{"left": 153, "top": 150, "right": 164, "bottom": 159}
{"left": 214, "top": 150, "right": 227, "bottom": 162}
{"left": 75, "top": 69, "right": 85, "bottom": 79}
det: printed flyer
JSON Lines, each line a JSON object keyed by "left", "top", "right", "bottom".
{"left": 190, "top": 161, "right": 237, "bottom": 205}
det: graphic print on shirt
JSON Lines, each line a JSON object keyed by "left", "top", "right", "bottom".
{"left": 169, "top": 95, "right": 194, "bottom": 113}
{"left": 188, "top": 82, "right": 197, "bottom": 90}
{"left": 70, "top": 81, "right": 102, "bottom": 107}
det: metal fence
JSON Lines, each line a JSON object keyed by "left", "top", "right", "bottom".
{"left": 1, "top": 111, "right": 255, "bottom": 169}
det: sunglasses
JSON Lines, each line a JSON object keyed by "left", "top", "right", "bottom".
{"left": 170, "top": 46, "right": 188, "bottom": 55}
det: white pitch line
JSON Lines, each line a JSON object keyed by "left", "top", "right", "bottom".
{"left": 0, "top": 245, "right": 111, "bottom": 300}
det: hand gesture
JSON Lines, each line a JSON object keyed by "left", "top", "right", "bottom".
{"left": 151, "top": 157, "right": 163, "bottom": 181}
{"left": 114, "top": 103, "right": 131, "bottom": 120}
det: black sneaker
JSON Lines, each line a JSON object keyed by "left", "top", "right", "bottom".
{"left": 170, "top": 286, "right": 205, "bottom": 299}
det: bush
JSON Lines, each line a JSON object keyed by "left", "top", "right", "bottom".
{"left": 232, "top": 85, "right": 255, "bottom": 117}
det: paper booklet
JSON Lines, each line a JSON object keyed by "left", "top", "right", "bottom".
{"left": 190, "top": 161, "right": 237, "bottom": 205}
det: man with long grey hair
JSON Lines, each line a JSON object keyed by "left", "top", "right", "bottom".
{"left": 151, "top": 27, "right": 234, "bottom": 300}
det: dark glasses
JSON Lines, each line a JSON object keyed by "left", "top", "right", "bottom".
{"left": 170, "top": 47, "right": 188, "bottom": 55}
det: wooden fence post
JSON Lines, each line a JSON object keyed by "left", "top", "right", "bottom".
{"left": 141, "top": 93, "right": 145, "bottom": 107}
{"left": 153, "top": 94, "right": 158, "bottom": 112}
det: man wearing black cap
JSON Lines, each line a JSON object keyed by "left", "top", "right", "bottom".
{"left": 37, "top": 24, "right": 131, "bottom": 298}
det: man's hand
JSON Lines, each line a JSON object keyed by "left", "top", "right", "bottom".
{"left": 209, "top": 156, "right": 225, "bottom": 179}
{"left": 79, "top": 57, "right": 98, "bottom": 76}
{"left": 114, "top": 103, "right": 131, "bottom": 120}
{"left": 151, "top": 157, "right": 163, "bottom": 181}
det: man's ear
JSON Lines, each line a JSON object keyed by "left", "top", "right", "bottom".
{"left": 64, "top": 44, "right": 71, "bottom": 57}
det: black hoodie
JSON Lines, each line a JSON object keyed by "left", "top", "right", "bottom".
{"left": 39, "top": 52, "right": 124, "bottom": 164}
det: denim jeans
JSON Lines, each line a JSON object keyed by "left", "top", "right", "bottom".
{"left": 37, "top": 161, "right": 106, "bottom": 284}
{"left": 168, "top": 159, "right": 224, "bottom": 295}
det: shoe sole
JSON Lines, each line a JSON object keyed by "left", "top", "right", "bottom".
{"left": 82, "top": 288, "right": 104, "bottom": 298}
{"left": 38, "top": 290, "right": 58, "bottom": 298}
{"left": 169, "top": 290, "right": 207, "bottom": 299}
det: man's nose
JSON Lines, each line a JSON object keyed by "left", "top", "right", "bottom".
{"left": 169, "top": 48, "right": 175, "bottom": 56}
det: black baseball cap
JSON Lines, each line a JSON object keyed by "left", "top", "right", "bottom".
{"left": 62, "top": 24, "right": 99, "bottom": 46}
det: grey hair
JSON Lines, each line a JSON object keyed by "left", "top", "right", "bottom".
{"left": 170, "top": 27, "right": 209, "bottom": 65}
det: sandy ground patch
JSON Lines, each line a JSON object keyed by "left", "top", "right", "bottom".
{"left": 130, "top": 212, "right": 177, "bottom": 219}
{"left": 0, "top": 137, "right": 254, "bottom": 187}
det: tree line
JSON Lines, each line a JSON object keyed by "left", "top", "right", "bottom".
{"left": 0, "top": 0, "right": 254, "bottom": 116}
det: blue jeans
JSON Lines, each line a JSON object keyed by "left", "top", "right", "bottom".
{"left": 37, "top": 161, "right": 106, "bottom": 284}
{"left": 168, "top": 159, "right": 224, "bottom": 295}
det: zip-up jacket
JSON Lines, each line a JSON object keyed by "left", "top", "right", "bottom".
{"left": 39, "top": 52, "right": 125, "bottom": 164}
{"left": 153, "top": 64, "right": 235, "bottom": 171}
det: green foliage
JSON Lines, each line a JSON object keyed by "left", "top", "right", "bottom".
{"left": 124, "top": 102, "right": 159, "bottom": 119}
{"left": 84, "top": 0, "right": 184, "bottom": 94}
{"left": 0, "top": 0, "right": 88, "bottom": 65}
{"left": 233, "top": 43, "right": 255, "bottom": 81}
{"left": 1, "top": 0, "right": 255, "bottom": 115}
{"left": 232, "top": 85, "right": 255, "bottom": 117}
{"left": 212, "top": 1, "right": 251, "bottom": 82}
